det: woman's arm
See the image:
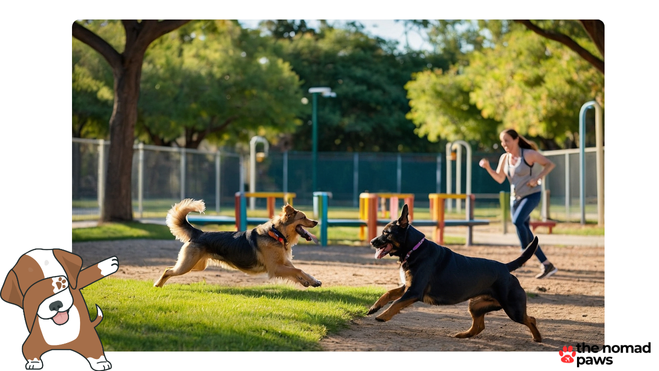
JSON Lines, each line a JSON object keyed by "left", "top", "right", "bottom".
{"left": 525, "top": 150, "right": 555, "bottom": 187}
{"left": 479, "top": 154, "right": 507, "bottom": 184}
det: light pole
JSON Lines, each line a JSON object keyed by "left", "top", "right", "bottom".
{"left": 249, "top": 136, "right": 269, "bottom": 210}
{"left": 308, "top": 87, "right": 336, "bottom": 192}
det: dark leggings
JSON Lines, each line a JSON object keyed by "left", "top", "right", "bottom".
{"left": 511, "top": 192, "right": 548, "bottom": 263}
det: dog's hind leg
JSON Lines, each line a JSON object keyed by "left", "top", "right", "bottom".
{"left": 154, "top": 243, "right": 206, "bottom": 287}
{"left": 455, "top": 295, "right": 502, "bottom": 338}
{"left": 368, "top": 285, "right": 405, "bottom": 315}
{"left": 501, "top": 277, "right": 542, "bottom": 342}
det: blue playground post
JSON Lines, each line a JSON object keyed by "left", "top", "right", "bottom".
{"left": 235, "top": 192, "right": 248, "bottom": 231}
{"left": 313, "top": 192, "right": 330, "bottom": 246}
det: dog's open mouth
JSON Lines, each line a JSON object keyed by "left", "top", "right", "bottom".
{"left": 52, "top": 310, "right": 69, "bottom": 325}
{"left": 374, "top": 243, "right": 393, "bottom": 259}
{"left": 296, "top": 225, "right": 318, "bottom": 244}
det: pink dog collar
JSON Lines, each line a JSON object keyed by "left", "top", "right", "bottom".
{"left": 402, "top": 238, "right": 425, "bottom": 264}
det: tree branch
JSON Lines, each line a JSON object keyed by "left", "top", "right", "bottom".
{"left": 123, "top": 20, "right": 191, "bottom": 58}
{"left": 515, "top": 20, "right": 604, "bottom": 74}
{"left": 72, "top": 22, "right": 122, "bottom": 70}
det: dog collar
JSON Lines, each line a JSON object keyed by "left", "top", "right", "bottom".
{"left": 268, "top": 226, "right": 288, "bottom": 245}
{"left": 402, "top": 238, "right": 425, "bottom": 264}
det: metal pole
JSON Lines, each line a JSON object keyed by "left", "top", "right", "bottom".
{"left": 312, "top": 92, "right": 318, "bottom": 193}
{"left": 565, "top": 152, "right": 570, "bottom": 222}
{"left": 137, "top": 142, "right": 144, "bottom": 218}
{"left": 215, "top": 151, "right": 221, "bottom": 214}
{"left": 97, "top": 139, "right": 105, "bottom": 216}
{"left": 446, "top": 143, "right": 453, "bottom": 212}
{"left": 579, "top": 101, "right": 603, "bottom": 225}
{"left": 283, "top": 151, "right": 288, "bottom": 193}
{"left": 180, "top": 147, "right": 186, "bottom": 200}
{"left": 456, "top": 145, "right": 462, "bottom": 213}
{"left": 353, "top": 153, "right": 359, "bottom": 208}
{"left": 396, "top": 154, "right": 402, "bottom": 193}
{"left": 436, "top": 154, "right": 442, "bottom": 194}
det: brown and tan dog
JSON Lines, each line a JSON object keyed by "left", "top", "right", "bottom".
{"left": 155, "top": 198, "right": 322, "bottom": 288}
{"left": 1, "top": 249, "right": 118, "bottom": 370}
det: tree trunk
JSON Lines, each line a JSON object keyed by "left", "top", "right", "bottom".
{"left": 101, "top": 61, "right": 143, "bottom": 221}
{"left": 73, "top": 20, "right": 189, "bottom": 222}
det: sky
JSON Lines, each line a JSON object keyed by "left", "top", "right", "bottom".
{"left": 238, "top": 19, "right": 432, "bottom": 51}
{"left": 2, "top": 1, "right": 659, "bottom": 371}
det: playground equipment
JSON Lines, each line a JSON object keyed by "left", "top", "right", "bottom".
{"left": 579, "top": 101, "right": 604, "bottom": 226}
{"left": 312, "top": 192, "right": 489, "bottom": 247}
{"left": 186, "top": 192, "right": 295, "bottom": 231}
{"left": 427, "top": 193, "right": 489, "bottom": 245}
{"left": 445, "top": 140, "right": 472, "bottom": 213}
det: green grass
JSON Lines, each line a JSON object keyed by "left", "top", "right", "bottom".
{"left": 82, "top": 279, "right": 383, "bottom": 351}
{"left": 72, "top": 222, "right": 173, "bottom": 242}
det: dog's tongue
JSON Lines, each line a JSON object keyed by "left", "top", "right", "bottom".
{"left": 374, "top": 244, "right": 392, "bottom": 259}
{"left": 53, "top": 311, "right": 69, "bottom": 325}
{"left": 296, "top": 225, "right": 319, "bottom": 244}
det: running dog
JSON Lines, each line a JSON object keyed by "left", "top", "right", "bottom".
{"left": 368, "top": 204, "right": 542, "bottom": 342}
{"left": 1, "top": 249, "right": 118, "bottom": 370}
{"left": 154, "top": 199, "right": 322, "bottom": 288}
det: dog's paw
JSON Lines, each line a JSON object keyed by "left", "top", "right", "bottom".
{"left": 88, "top": 356, "right": 112, "bottom": 370}
{"left": 26, "top": 359, "right": 43, "bottom": 370}
{"left": 98, "top": 257, "right": 119, "bottom": 276}
{"left": 375, "top": 314, "right": 390, "bottom": 322}
{"left": 367, "top": 306, "right": 381, "bottom": 315}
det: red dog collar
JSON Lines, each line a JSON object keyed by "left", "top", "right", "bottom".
{"left": 268, "top": 226, "right": 287, "bottom": 245}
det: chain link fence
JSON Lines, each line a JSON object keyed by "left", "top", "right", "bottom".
{"left": 72, "top": 138, "right": 603, "bottom": 222}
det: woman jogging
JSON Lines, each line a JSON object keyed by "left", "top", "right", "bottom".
{"left": 479, "top": 129, "right": 558, "bottom": 279}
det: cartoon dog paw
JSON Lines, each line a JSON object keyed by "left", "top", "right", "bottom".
{"left": 26, "top": 358, "right": 43, "bottom": 370}
{"left": 97, "top": 257, "right": 119, "bottom": 277}
{"left": 88, "top": 356, "right": 112, "bottom": 370}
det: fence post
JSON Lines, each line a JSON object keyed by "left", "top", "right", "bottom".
{"left": 137, "top": 142, "right": 144, "bottom": 218}
{"left": 466, "top": 194, "right": 475, "bottom": 246}
{"left": 97, "top": 139, "right": 105, "bottom": 216}
{"left": 353, "top": 153, "right": 359, "bottom": 208}
{"left": 180, "top": 147, "right": 186, "bottom": 200}
{"left": 500, "top": 191, "right": 510, "bottom": 234}
{"left": 215, "top": 151, "right": 221, "bottom": 214}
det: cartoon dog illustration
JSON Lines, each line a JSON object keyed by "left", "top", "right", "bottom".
{"left": 1, "top": 249, "right": 118, "bottom": 370}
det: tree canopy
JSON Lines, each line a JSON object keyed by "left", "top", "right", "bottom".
{"left": 73, "top": 19, "right": 604, "bottom": 153}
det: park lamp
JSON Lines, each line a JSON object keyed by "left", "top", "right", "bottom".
{"left": 308, "top": 87, "right": 336, "bottom": 192}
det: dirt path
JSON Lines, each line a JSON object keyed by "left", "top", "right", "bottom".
{"left": 73, "top": 234, "right": 604, "bottom": 352}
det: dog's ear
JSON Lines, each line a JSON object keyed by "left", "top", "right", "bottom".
{"left": 281, "top": 204, "right": 296, "bottom": 221}
{"left": 398, "top": 204, "right": 410, "bottom": 228}
{"left": 1, "top": 270, "right": 23, "bottom": 308}
{"left": 52, "top": 250, "right": 82, "bottom": 289}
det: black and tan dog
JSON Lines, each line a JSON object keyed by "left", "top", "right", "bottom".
{"left": 368, "top": 204, "right": 542, "bottom": 342}
{"left": 154, "top": 198, "right": 322, "bottom": 288}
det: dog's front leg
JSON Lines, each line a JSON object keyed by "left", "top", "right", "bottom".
{"left": 375, "top": 291, "right": 419, "bottom": 322}
{"left": 368, "top": 285, "right": 405, "bottom": 315}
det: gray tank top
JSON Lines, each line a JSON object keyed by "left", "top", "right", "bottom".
{"left": 504, "top": 148, "right": 541, "bottom": 200}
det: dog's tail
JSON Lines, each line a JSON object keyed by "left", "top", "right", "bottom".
{"left": 506, "top": 236, "right": 539, "bottom": 272}
{"left": 91, "top": 305, "right": 104, "bottom": 327}
{"left": 166, "top": 198, "right": 205, "bottom": 242}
